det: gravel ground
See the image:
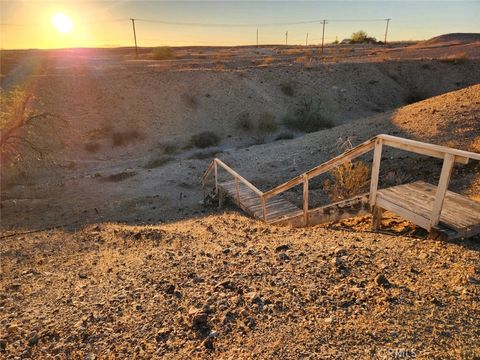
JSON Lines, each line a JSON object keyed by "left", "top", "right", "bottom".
{"left": 1, "top": 213, "right": 479, "bottom": 359}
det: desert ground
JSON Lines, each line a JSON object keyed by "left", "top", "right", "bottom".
{"left": 1, "top": 34, "right": 480, "bottom": 358}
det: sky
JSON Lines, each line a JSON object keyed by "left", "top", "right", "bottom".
{"left": 1, "top": 1, "right": 479, "bottom": 49}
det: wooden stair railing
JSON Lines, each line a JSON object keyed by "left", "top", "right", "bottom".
{"left": 201, "top": 134, "right": 480, "bottom": 237}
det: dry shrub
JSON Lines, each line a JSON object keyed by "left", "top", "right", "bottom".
{"left": 188, "top": 149, "right": 220, "bottom": 160}
{"left": 144, "top": 156, "right": 174, "bottom": 169}
{"left": 280, "top": 83, "right": 294, "bottom": 97}
{"left": 158, "top": 142, "right": 178, "bottom": 154}
{"left": 274, "top": 132, "right": 294, "bottom": 141}
{"left": 103, "top": 171, "right": 137, "bottom": 182}
{"left": 111, "top": 130, "right": 142, "bottom": 147}
{"left": 190, "top": 131, "right": 220, "bottom": 148}
{"left": 404, "top": 88, "right": 428, "bottom": 104}
{"left": 261, "top": 56, "right": 275, "bottom": 65}
{"left": 182, "top": 94, "right": 198, "bottom": 109}
{"left": 257, "top": 112, "right": 278, "bottom": 133}
{"left": 283, "top": 49, "right": 302, "bottom": 55}
{"left": 438, "top": 52, "right": 468, "bottom": 64}
{"left": 283, "top": 98, "right": 334, "bottom": 133}
{"left": 152, "top": 47, "right": 175, "bottom": 60}
{"left": 236, "top": 111, "right": 253, "bottom": 131}
{"left": 85, "top": 142, "right": 100, "bottom": 153}
{"left": 215, "top": 62, "right": 226, "bottom": 70}
{"left": 323, "top": 161, "right": 370, "bottom": 202}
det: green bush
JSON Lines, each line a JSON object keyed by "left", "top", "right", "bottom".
{"left": 283, "top": 98, "right": 334, "bottom": 133}
{"left": 190, "top": 131, "right": 221, "bottom": 148}
{"left": 152, "top": 47, "right": 175, "bottom": 60}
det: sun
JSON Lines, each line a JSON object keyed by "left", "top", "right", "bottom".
{"left": 51, "top": 12, "right": 73, "bottom": 34}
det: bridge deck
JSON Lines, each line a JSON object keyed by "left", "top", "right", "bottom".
{"left": 377, "top": 181, "right": 480, "bottom": 239}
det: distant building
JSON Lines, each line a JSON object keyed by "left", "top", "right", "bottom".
{"left": 340, "top": 39, "right": 351, "bottom": 44}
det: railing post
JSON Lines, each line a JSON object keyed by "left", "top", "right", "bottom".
{"left": 303, "top": 174, "right": 309, "bottom": 226}
{"left": 369, "top": 138, "right": 383, "bottom": 208}
{"left": 430, "top": 153, "right": 455, "bottom": 230}
{"left": 214, "top": 160, "right": 218, "bottom": 195}
{"left": 235, "top": 177, "right": 241, "bottom": 205}
{"left": 261, "top": 195, "right": 267, "bottom": 222}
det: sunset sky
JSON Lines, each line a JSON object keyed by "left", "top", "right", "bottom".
{"left": 1, "top": 1, "right": 479, "bottom": 49}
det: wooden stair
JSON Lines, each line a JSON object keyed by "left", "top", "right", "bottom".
{"left": 202, "top": 134, "right": 480, "bottom": 240}
{"left": 218, "top": 180, "right": 302, "bottom": 223}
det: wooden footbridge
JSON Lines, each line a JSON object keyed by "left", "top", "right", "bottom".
{"left": 202, "top": 134, "right": 480, "bottom": 240}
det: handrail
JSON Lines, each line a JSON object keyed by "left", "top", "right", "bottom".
{"left": 200, "top": 160, "right": 215, "bottom": 184}
{"left": 202, "top": 158, "right": 263, "bottom": 196}
{"left": 214, "top": 159, "right": 264, "bottom": 196}
{"left": 377, "top": 134, "right": 479, "bottom": 163}
{"left": 263, "top": 137, "right": 377, "bottom": 200}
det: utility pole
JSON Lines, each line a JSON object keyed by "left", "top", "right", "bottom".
{"left": 384, "top": 18, "right": 391, "bottom": 48}
{"left": 285, "top": 31, "right": 288, "bottom": 46}
{"left": 321, "top": 20, "right": 327, "bottom": 54}
{"left": 130, "top": 18, "right": 138, "bottom": 57}
{"left": 256, "top": 28, "right": 259, "bottom": 48}
{"left": 306, "top": 32, "right": 309, "bottom": 47}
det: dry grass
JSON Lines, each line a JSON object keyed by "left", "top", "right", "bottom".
{"left": 438, "top": 52, "right": 468, "bottom": 64}
{"left": 84, "top": 142, "right": 100, "bottom": 153}
{"left": 280, "top": 83, "right": 294, "bottom": 97}
{"left": 236, "top": 111, "right": 253, "bottom": 131}
{"left": 152, "top": 47, "right": 175, "bottom": 60}
{"left": 260, "top": 56, "right": 275, "bottom": 65}
{"left": 143, "top": 155, "right": 174, "bottom": 169}
{"left": 190, "top": 131, "right": 221, "bottom": 148}
{"left": 111, "top": 130, "right": 142, "bottom": 147}
{"left": 257, "top": 112, "right": 278, "bottom": 133}
{"left": 283, "top": 98, "right": 334, "bottom": 133}
{"left": 102, "top": 171, "right": 137, "bottom": 182}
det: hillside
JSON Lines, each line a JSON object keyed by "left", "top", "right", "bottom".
{"left": 1, "top": 39, "right": 480, "bottom": 359}
{"left": 1, "top": 213, "right": 479, "bottom": 358}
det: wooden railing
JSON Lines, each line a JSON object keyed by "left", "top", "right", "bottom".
{"left": 201, "top": 158, "right": 266, "bottom": 218}
{"left": 202, "top": 134, "right": 480, "bottom": 228}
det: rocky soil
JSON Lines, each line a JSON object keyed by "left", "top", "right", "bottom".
{"left": 1, "top": 213, "right": 479, "bottom": 359}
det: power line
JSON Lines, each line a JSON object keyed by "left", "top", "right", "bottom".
{"left": 132, "top": 18, "right": 391, "bottom": 27}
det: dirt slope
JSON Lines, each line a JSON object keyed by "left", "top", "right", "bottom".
{"left": 1, "top": 84, "right": 479, "bottom": 230}
{"left": 1, "top": 213, "right": 479, "bottom": 359}
{"left": 419, "top": 33, "right": 480, "bottom": 47}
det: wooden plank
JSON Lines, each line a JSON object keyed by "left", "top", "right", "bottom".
{"left": 235, "top": 177, "right": 241, "bottom": 205}
{"left": 383, "top": 182, "right": 480, "bottom": 230}
{"left": 372, "top": 206, "right": 383, "bottom": 230}
{"left": 261, "top": 196, "right": 267, "bottom": 221}
{"left": 379, "top": 183, "right": 477, "bottom": 229}
{"left": 303, "top": 175, "right": 309, "bottom": 226}
{"left": 214, "top": 161, "right": 218, "bottom": 194}
{"left": 306, "top": 194, "right": 370, "bottom": 226}
{"left": 376, "top": 193, "right": 431, "bottom": 229}
{"left": 369, "top": 138, "right": 383, "bottom": 207}
{"left": 378, "top": 134, "right": 479, "bottom": 162}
